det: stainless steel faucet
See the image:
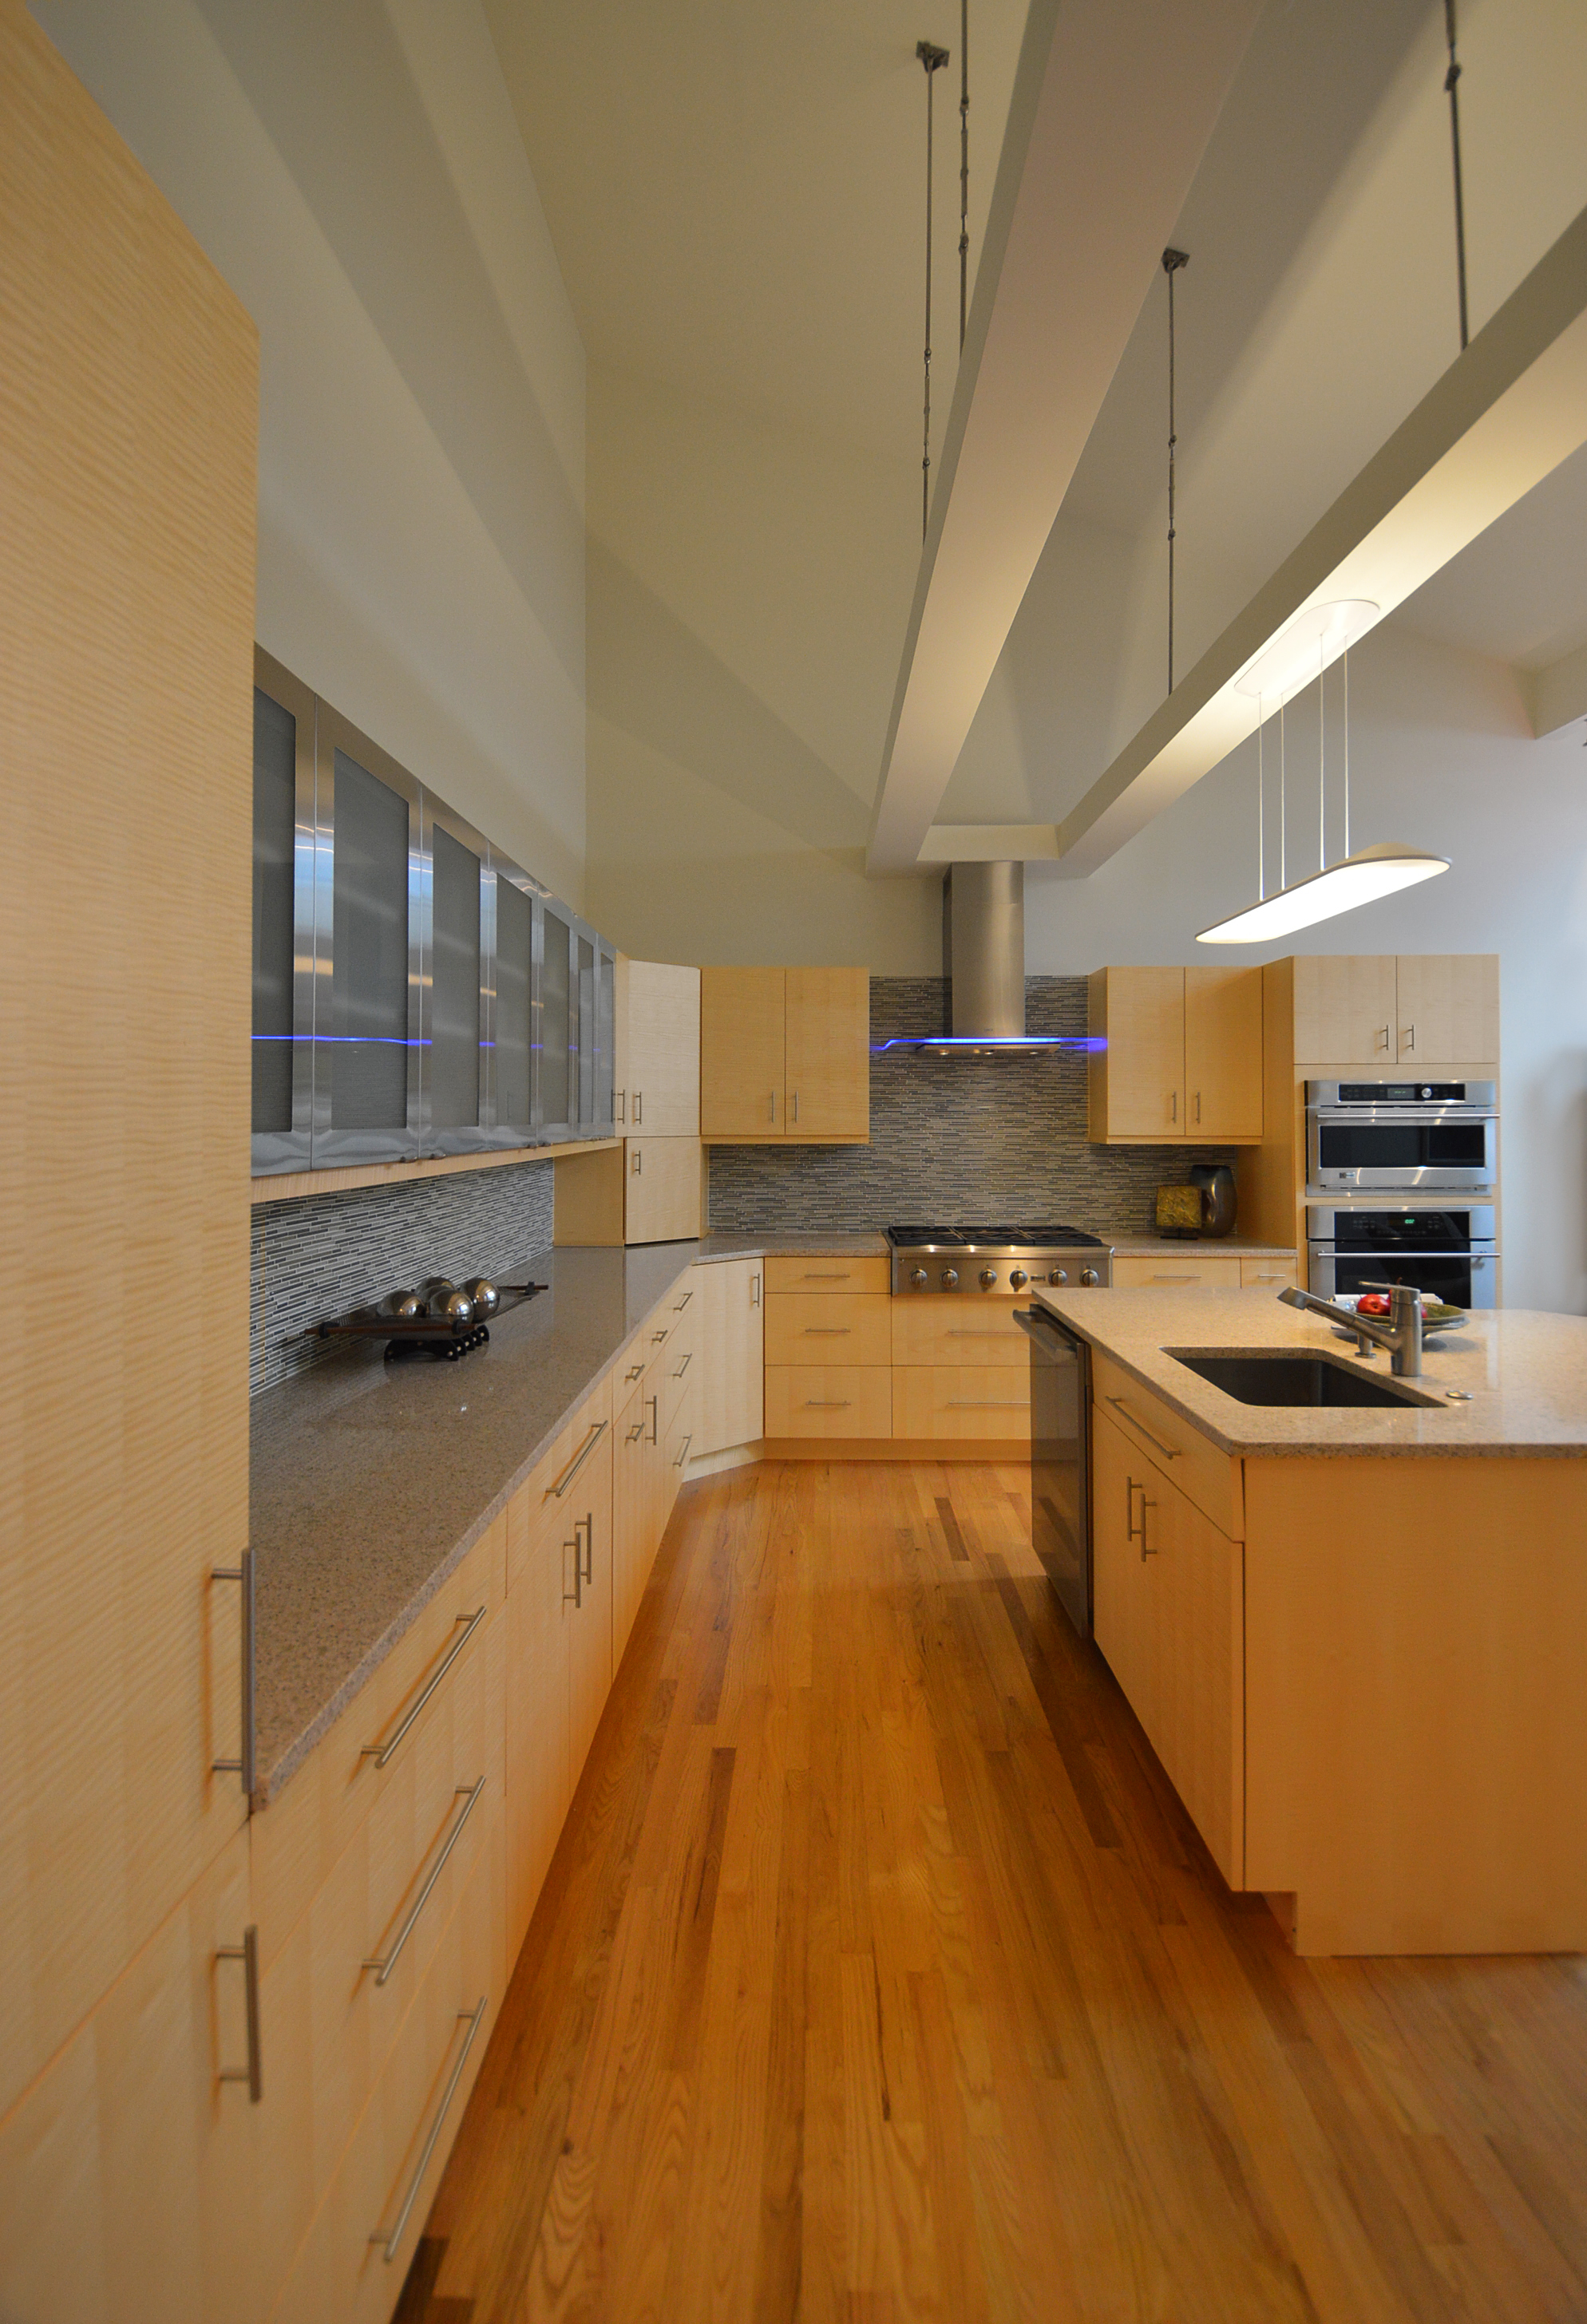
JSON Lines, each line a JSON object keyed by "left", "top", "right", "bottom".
{"left": 1277, "top": 1283, "right": 1424, "bottom": 1377}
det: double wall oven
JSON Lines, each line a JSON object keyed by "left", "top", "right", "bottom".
{"left": 1304, "top": 1079, "right": 1500, "bottom": 1306}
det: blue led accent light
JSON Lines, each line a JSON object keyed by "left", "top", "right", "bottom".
{"left": 870, "top": 1035, "right": 1105, "bottom": 1053}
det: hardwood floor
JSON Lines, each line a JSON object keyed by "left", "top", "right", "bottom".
{"left": 399, "top": 1460, "right": 1587, "bottom": 2322}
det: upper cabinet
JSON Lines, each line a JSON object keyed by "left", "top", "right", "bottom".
{"left": 1088, "top": 966, "right": 1264, "bottom": 1144}
{"left": 616, "top": 960, "right": 700, "bottom": 1135}
{"left": 1292, "top": 955, "right": 1498, "bottom": 1066}
{"left": 700, "top": 966, "right": 869, "bottom": 1142}
{"left": 251, "top": 650, "right": 615, "bottom": 1172}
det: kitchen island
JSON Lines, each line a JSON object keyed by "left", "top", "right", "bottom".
{"left": 1035, "top": 1285, "right": 1587, "bottom": 1956}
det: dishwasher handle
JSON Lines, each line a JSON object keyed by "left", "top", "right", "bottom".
{"left": 1013, "top": 1306, "right": 1071, "bottom": 1350}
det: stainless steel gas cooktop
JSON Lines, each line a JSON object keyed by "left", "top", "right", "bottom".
{"left": 884, "top": 1224, "right": 1113, "bottom": 1293}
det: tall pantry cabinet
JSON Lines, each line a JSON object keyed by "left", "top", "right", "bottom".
{"left": 0, "top": 6, "right": 259, "bottom": 2314}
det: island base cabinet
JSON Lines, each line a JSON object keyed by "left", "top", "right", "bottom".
{"left": 1243, "top": 1459, "right": 1587, "bottom": 1956}
{"left": 1091, "top": 1407, "right": 1243, "bottom": 1888}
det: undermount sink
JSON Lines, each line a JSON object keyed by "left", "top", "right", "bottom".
{"left": 1168, "top": 1351, "right": 1442, "bottom": 1409}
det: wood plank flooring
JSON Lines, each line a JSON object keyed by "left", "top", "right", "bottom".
{"left": 399, "top": 1460, "right": 1587, "bottom": 2322}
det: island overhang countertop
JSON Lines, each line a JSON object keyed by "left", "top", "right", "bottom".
{"left": 1031, "top": 1284, "right": 1587, "bottom": 1457}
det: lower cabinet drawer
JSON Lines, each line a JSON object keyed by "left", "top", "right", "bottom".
{"left": 892, "top": 1366, "right": 1031, "bottom": 1441}
{"left": 256, "top": 1613, "right": 503, "bottom": 2277}
{"left": 764, "top": 1254, "right": 890, "bottom": 1297}
{"left": 1110, "top": 1254, "right": 1244, "bottom": 1290}
{"left": 764, "top": 1365, "right": 892, "bottom": 1439}
{"left": 764, "top": 1291, "right": 892, "bottom": 1366}
{"left": 267, "top": 1799, "right": 507, "bottom": 2324}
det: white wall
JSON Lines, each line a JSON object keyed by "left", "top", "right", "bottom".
{"left": 581, "top": 365, "right": 940, "bottom": 968}
{"left": 34, "top": 0, "right": 588, "bottom": 903}
{"left": 1023, "top": 622, "right": 1587, "bottom": 1314}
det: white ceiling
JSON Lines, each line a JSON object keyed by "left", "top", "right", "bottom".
{"left": 483, "top": 0, "right": 1027, "bottom": 464}
{"left": 1393, "top": 437, "right": 1587, "bottom": 670}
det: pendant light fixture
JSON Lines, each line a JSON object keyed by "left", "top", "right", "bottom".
{"left": 1196, "top": 602, "right": 1448, "bottom": 943}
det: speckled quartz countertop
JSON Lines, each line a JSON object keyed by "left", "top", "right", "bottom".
{"left": 1033, "top": 1285, "right": 1587, "bottom": 1460}
{"left": 249, "top": 1233, "right": 879, "bottom": 1803}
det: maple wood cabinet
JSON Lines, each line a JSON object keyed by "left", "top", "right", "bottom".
{"left": 1087, "top": 966, "right": 1263, "bottom": 1144}
{"left": 615, "top": 958, "right": 700, "bottom": 1135}
{"left": 1291, "top": 953, "right": 1498, "bottom": 1066}
{"left": 690, "top": 1258, "right": 766, "bottom": 1458}
{"left": 700, "top": 966, "right": 869, "bottom": 1142}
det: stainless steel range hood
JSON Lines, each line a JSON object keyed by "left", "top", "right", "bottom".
{"left": 873, "top": 862, "right": 1086, "bottom": 1056}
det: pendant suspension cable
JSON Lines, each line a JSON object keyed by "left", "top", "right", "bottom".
{"left": 1343, "top": 647, "right": 1351, "bottom": 856}
{"left": 1162, "top": 247, "right": 1189, "bottom": 692}
{"left": 1319, "top": 641, "right": 1327, "bottom": 871}
{"left": 917, "top": 41, "right": 950, "bottom": 540}
{"left": 1264, "top": 692, "right": 1273, "bottom": 901}
{"left": 959, "top": 0, "right": 969, "bottom": 350}
{"left": 1280, "top": 692, "right": 1287, "bottom": 891}
{"left": 1443, "top": 0, "right": 1470, "bottom": 350}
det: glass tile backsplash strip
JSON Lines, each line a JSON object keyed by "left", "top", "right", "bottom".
{"left": 706, "top": 977, "right": 1236, "bottom": 1234}
{"left": 251, "top": 1156, "right": 554, "bottom": 1395}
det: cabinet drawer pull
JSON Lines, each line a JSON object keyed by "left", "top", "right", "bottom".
{"left": 673, "top": 1433, "right": 693, "bottom": 1468}
{"left": 631, "top": 1147, "right": 643, "bottom": 1175}
{"left": 370, "top": 1995, "right": 489, "bottom": 2263}
{"left": 946, "top": 1328, "right": 1012, "bottom": 1338}
{"left": 1169, "top": 1090, "right": 1177, "bottom": 1124}
{"left": 1106, "top": 1396, "right": 1180, "bottom": 1460}
{"left": 651, "top": 1328, "right": 669, "bottom": 1344}
{"left": 1126, "top": 1475, "right": 1144, "bottom": 1546}
{"left": 801, "top": 1271, "right": 851, "bottom": 1280}
{"left": 1150, "top": 1273, "right": 1198, "bottom": 1283}
{"left": 627, "top": 1421, "right": 646, "bottom": 1444}
{"left": 627, "top": 1362, "right": 645, "bottom": 1381}
{"left": 1378, "top": 1023, "right": 1391, "bottom": 1052}
{"left": 750, "top": 1273, "right": 761, "bottom": 1307}
{"left": 216, "top": 1925, "right": 263, "bottom": 2103}
{"left": 634, "top": 1090, "right": 643, "bottom": 1124}
{"left": 548, "top": 1418, "right": 609, "bottom": 1499}
{"left": 946, "top": 1399, "right": 1027, "bottom": 1408}
{"left": 364, "top": 1777, "right": 487, "bottom": 1987}
{"left": 673, "top": 1290, "right": 693, "bottom": 1310}
{"left": 362, "top": 1607, "right": 486, "bottom": 1769}
{"left": 673, "top": 1350, "right": 693, "bottom": 1376}
{"left": 801, "top": 1326, "right": 850, "bottom": 1335}
{"left": 1402, "top": 1023, "right": 1415, "bottom": 1052}
{"left": 792, "top": 1089, "right": 799, "bottom": 1123}
{"left": 564, "top": 1518, "right": 584, "bottom": 1605}
{"left": 210, "top": 1548, "right": 256, "bottom": 1796}
{"left": 580, "top": 1512, "right": 594, "bottom": 1587}
{"left": 804, "top": 1400, "right": 851, "bottom": 1409}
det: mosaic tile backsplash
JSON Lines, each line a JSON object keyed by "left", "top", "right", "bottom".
{"left": 706, "top": 977, "right": 1239, "bottom": 1235}
{"left": 251, "top": 1156, "right": 554, "bottom": 1395}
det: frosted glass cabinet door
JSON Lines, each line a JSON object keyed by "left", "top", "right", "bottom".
{"left": 428, "top": 819, "right": 485, "bottom": 1144}
{"left": 539, "top": 899, "right": 573, "bottom": 1136}
{"left": 493, "top": 871, "right": 533, "bottom": 1140}
{"left": 250, "top": 653, "right": 315, "bottom": 1174}
{"left": 314, "top": 737, "right": 421, "bottom": 1165}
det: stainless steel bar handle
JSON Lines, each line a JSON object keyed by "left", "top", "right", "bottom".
{"left": 1379, "top": 1023, "right": 1391, "bottom": 1051}
{"left": 1106, "top": 1396, "right": 1180, "bottom": 1461}
{"left": 217, "top": 1924, "right": 263, "bottom": 2103}
{"left": 370, "top": 1995, "right": 489, "bottom": 2263}
{"left": 549, "top": 1418, "right": 609, "bottom": 1499}
{"left": 364, "top": 1779, "right": 487, "bottom": 1987}
{"left": 673, "top": 1289, "right": 693, "bottom": 1310}
{"left": 673, "top": 1350, "right": 693, "bottom": 1375}
{"left": 1403, "top": 1024, "right": 1415, "bottom": 1052}
{"left": 801, "top": 1271, "right": 850, "bottom": 1280}
{"left": 615, "top": 1089, "right": 626, "bottom": 1123}
{"left": 362, "top": 1607, "right": 486, "bottom": 1769}
{"left": 647, "top": 1394, "right": 659, "bottom": 1445}
{"left": 805, "top": 1400, "right": 851, "bottom": 1408}
{"left": 634, "top": 1090, "right": 643, "bottom": 1124}
{"left": 580, "top": 1513, "right": 593, "bottom": 1587}
{"left": 211, "top": 1548, "right": 256, "bottom": 1796}
{"left": 802, "top": 1326, "right": 850, "bottom": 1335}
{"left": 627, "top": 1421, "right": 646, "bottom": 1443}
{"left": 768, "top": 1089, "right": 776, "bottom": 1122}
{"left": 946, "top": 1399, "right": 1027, "bottom": 1408}
{"left": 564, "top": 1525, "right": 583, "bottom": 1606}
{"left": 1141, "top": 1494, "right": 1158, "bottom": 1555}
{"left": 750, "top": 1271, "right": 761, "bottom": 1307}
{"left": 792, "top": 1090, "right": 799, "bottom": 1123}
{"left": 948, "top": 1328, "right": 1012, "bottom": 1338}
{"left": 631, "top": 1147, "right": 642, "bottom": 1175}
{"left": 627, "top": 1362, "right": 645, "bottom": 1382}
{"left": 1126, "top": 1476, "right": 1144, "bottom": 1546}
{"left": 651, "top": 1328, "right": 668, "bottom": 1343}
{"left": 1193, "top": 1092, "right": 1201, "bottom": 1123}
{"left": 1169, "top": 1090, "right": 1177, "bottom": 1124}
{"left": 673, "top": 1433, "right": 692, "bottom": 1468}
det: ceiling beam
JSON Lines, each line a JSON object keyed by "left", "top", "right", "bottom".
{"left": 865, "top": 0, "right": 1263, "bottom": 875}
{"left": 1047, "top": 200, "right": 1587, "bottom": 875}
{"left": 1524, "top": 638, "right": 1587, "bottom": 737}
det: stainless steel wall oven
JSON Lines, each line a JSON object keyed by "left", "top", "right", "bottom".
{"left": 1306, "top": 1080, "right": 1497, "bottom": 1194}
{"left": 1307, "top": 1205, "right": 1498, "bottom": 1310}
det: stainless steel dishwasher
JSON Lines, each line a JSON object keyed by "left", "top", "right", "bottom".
{"left": 1014, "top": 1305, "right": 1091, "bottom": 1638}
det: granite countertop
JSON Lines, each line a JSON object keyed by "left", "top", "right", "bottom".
{"left": 249, "top": 1232, "right": 878, "bottom": 1803}
{"left": 1034, "top": 1284, "right": 1587, "bottom": 1460}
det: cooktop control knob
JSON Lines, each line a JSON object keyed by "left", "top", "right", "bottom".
{"left": 1008, "top": 1267, "right": 1028, "bottom": 1290}
{"left": 1080, "top": 1267, "right": 1101, "bottom": 1286}
{"left": 979, "top": 1267, "right": 998, "bottom": 1289}
{"left": 910, "top": 1267, "right": 928, "bottom": 1289}
{"left": 940, "top": 1266, "right": 959, "bottom": 1289}
{"left": 1048, "top": 1266, "right": 1068, "bottom": 1286}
